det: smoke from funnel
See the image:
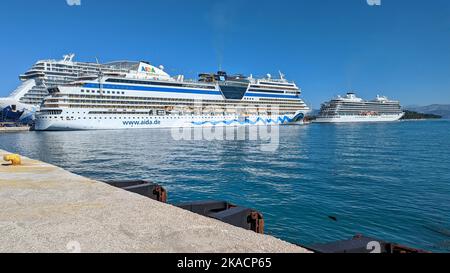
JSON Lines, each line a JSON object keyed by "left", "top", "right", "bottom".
{"left": 207, "top": 2, "right": 237, "bottom": 71}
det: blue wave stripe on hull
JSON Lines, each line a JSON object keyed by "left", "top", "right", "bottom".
{"left": 191, "top": 114, "right": 304, "bottom": 126}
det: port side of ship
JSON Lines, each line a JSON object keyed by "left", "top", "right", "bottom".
{"left": 314, "top": 93, "right": 404, "bottom": 123}
{"left": 35, "top": 64, "right": 310, "bottom": 130}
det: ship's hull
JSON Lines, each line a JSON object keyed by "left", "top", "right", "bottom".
{"left": 314, "top": 113, "right": 404, "bottom": 123}
{"left": 35, "top": 111, "right": 306, "bottom": 131}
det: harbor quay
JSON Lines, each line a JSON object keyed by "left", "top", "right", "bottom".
{"left": 0, "top": 124, "right": 30, "bottom": 133}
{"left": 0, "top": 149, "right": 310, "bottom": 253}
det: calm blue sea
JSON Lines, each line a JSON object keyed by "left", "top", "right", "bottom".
{"left": 1, "top": 120, "right": 450, "bottom": 252}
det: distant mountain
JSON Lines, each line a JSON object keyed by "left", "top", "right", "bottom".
{"left": 404, "top": 105, "right": 450, "bottom": 119}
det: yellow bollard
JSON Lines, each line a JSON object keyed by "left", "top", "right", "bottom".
{"left": 3, "top": 154, "right": 22, "bottom": 166}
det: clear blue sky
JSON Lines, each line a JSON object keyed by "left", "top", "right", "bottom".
{"left": 0, "top": 0, "right": 449, "bottom": 108}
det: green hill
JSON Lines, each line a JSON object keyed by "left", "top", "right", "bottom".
{"left": 401, "top": 110, "right": 442, "bottom": 120}
{"left": 405, "top": 105, "right": 450, "bottom": 119}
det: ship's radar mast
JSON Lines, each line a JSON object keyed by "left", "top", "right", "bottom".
{"left": 63, "top": 53, "right": 75, "bottom": 62}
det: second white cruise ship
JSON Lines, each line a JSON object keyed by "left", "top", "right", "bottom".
{"left": 315, "top": 92, "right": 404, "bottom": 123}
{"left": 35, "top": 62, "right": 310, "bottom": 130}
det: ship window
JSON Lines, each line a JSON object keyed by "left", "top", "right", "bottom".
{"left": 220, "top": 84, "right": 248, "bottom": 100}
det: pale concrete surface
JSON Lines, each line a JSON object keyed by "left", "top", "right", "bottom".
{"left": 0, "top": 127, "right": 30, "bottom": 133}
{"left": 0, "top": 149, "right": 310, "bottom": 253}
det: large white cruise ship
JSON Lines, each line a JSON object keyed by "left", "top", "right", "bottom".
{"left": 0, "top": 54, "right": 137, "bottom": 123}
{"left": 34, "top": 62, "right": 310, "bottom": 130}
{"left": 315, "top": 92, "right": 404, "bottom": 123}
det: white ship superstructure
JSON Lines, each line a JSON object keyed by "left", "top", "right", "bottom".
{"left": 315, "top": 93, "right": 404, "bottom": 123}
{"left": 35, "top": 65, "right": 310, "bottom": 130}
{"left": 0, "top": 54, "right": 136, "bottom": 123}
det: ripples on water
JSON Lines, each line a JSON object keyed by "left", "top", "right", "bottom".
{"left": 1, "top": 120, "right": 450, "bottom": 251}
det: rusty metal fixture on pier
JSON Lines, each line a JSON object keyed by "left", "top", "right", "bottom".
{"left": 176, "top": 201, "right": 265, "bottom": 234}
{"left": 307, "top": 234, "right": 430, "bottom": 253}
{"left": 249, "top": 211, "right": 265, "bottom": 234}
{"left": 103, "top": 180, "right": 168, "bottom": 203}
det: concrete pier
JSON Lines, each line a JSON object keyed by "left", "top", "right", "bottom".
{"left": 0, "top": 149, "right": 309, "bottom": 253}
{"left": 0, "top": 126, "right": 30, "bottom": 133}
